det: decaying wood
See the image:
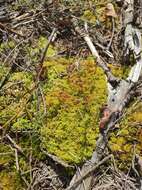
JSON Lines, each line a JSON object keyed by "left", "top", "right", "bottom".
{"left": 68, "top": 0, "right": 142, "bottom": 189}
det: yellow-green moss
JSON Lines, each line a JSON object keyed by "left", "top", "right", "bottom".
{"left": 1, "top": 54, "right": 138, "bottom": 166}
{"left": 0, "top": 172, "right": 23, "bottom": 190}
{"left": 40, "top": 58, "right": 107, "bottom": 163}
{"left": 0, "top": 144, "right": 24, "bottom": 190}
{"left": 0, "top": 33, "right": 142, "bottom": 180}
{"left": 109, "top": 101, "right": 142, "bottom": 170}
{"left": 82, "top": 10, "right": 96, "bottom": 23}
{"left": 0, "top": 40, "right": 15, "bottom": 53}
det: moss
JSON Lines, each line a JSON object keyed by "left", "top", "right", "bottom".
{"left": 1, "top": 54, "right": 141, "bottom": 168}
{"left": 82, "top": 10, "right": 96, "bottom": 23}
{"left": 133, "top": 112, "right": 142, "bottom": 122}
{"left": 1, "top": 1, "right": 140, "bottom": 188}
{"left": 0, "top": 144, "right": 24, "bottom": 190}
{"left": 27, "top": 36, "right": 56, "bottom": 63}
{"left": 1, "top": 54, "right": 134, "bottom": 165}
{"left": 0, "top": 65, "right": 9, "bottom": 81}
{"left": 0, "top": 68, "right": 34, "bottom": 126}
{"left": 40, "top": 58, "right": 107, "bottom": 163}
{"left": 109, "top": 101, "right": 142, "bottom": 170}
{"left": 0, "top": 172, "right": 23, "bottom": 190}
{"left": 10, "top": 71, "right": 33, "bottom": 88}
{"left": 13, "top": 118, "right": 32, "bottom": 130}
{"left": 0, "top": 40, "right": 16, "bottom": 53}
{"left": 108, "top": 64, "right": 131, "bottom": 79}
{"left": 0, "top": 145, "right": 14, "bottom": 165}
{"left": 0, "top": 30, "right": 142, "bottom": 188}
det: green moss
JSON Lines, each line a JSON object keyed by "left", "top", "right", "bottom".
{"left": 0, "top": 65, "right": 9, "bottom": 79}
{"left": 10, "top": 71, "right": 33, "bottom": 88}
{"left": 40, "top": 58, "right": 107, "bottom": 163}
{"left": 1, "top": 53, "right": 141, "bottom": 168}
{"left": 0, "top": 145, "right": 14, "bottom": 165}
{"left": 27, "top": 36, "right": 56, "bottom": 63}
{"left": 109, "top": 101, "right": 142, "bottom": 170}
{"left": 0, "top": 32, "right": 142, "bottom": 183}
{"left": 82, "top": 10, "right": 96, "bottom": 23}
{"left": 1, "top": 54, "right": 131, "bottom": 165}
{"left": 109, "top": 64, "right": 131, "bottom": 79}
{"left": 0, "top": 144, "right": 24, "bottom": 190}
{"left": 13, "top": 118, "right": 32, "bottom": 130}
{"left": 0, "top": 40, "right": 16, "bottom": 53}
{"left": 0, "top": 68, "right": 34, "bottom": 125}
{"left": 0, "top": 172, "right": 23, "bottom": 190}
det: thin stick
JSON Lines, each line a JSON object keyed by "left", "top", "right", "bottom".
{"left": 15, "top": 149, "right": 20, "bottom": 171}
{"left": 77, "top": 167, "right": 86, "bottom": 190}
{"left": 37, "top": 28, "right": 57, "bottom": 81}
{"left": 6, "top": 134, "right": 24, "bottom": 155}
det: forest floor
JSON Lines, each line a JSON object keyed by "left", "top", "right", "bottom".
{"left": 0, "top": 0, "right": 142, "bottom": 189}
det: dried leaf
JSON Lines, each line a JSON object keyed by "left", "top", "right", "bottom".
{"left": 106, "top": 3, "right": 117, "bottom": 18}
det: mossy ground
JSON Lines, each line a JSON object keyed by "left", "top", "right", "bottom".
{"left": 0, "top": 1, "right": 141, "bottom": 188}
{"left": 0, "top": 52, "right": 142, "bottom": 188}
{"left": 0, "top": 56, "right": 106, "bottom": 189}
{"left": 41, "top": 57, "right": 107, "bottom": 163}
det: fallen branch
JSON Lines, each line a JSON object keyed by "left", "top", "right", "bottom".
{"left": 66, "top": 154, "right": 112, "bottom": 190}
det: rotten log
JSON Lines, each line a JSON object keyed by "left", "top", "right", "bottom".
{"left": 67, "top": 1, "right": 142, "bottom": 189}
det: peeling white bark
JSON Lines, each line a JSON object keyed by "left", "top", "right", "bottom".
{"left": 128, "top": 58, "right": 142, "bottom": 82}
{"left": 84, "top": 35, "right": 100, "bottom": 59}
